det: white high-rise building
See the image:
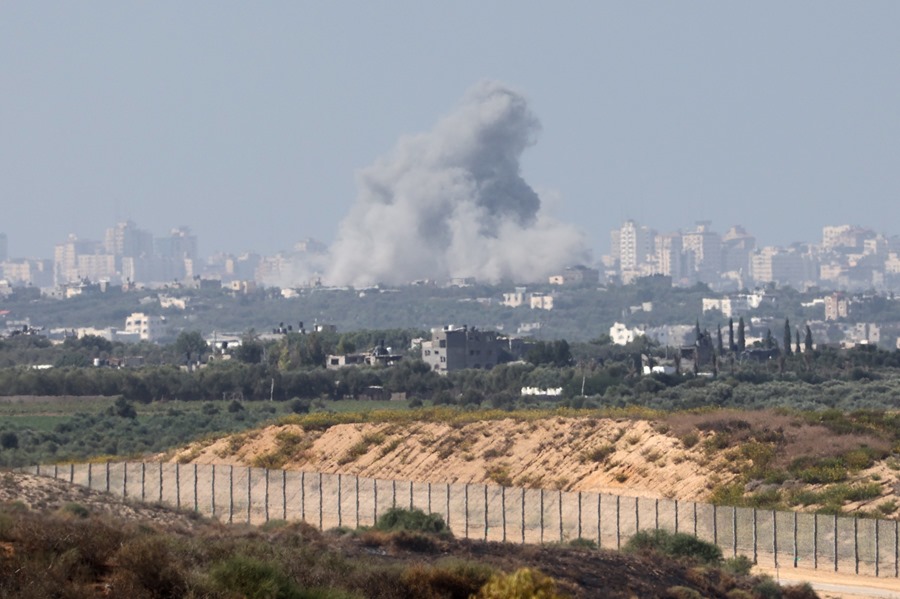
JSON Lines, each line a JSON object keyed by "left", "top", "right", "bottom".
{"left": 612, "top": 220, "right": 655, "bottom": 273}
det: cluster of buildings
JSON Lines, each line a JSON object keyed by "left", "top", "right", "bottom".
{"left": 605, "top": 221, "right": 900, "bottom": 292}
{"left": 0, "top": 221, "right": 328, "bottom": 291}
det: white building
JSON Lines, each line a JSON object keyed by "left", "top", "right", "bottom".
{"left": 124, "top": 312, "right": 165, "bottom": 341}
{"left": 610, "top": 322, "right": 645, "bottom": 345}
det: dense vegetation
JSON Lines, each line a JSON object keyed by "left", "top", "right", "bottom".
{"left": 0, "top": 492, "right": 816, "bottom": 599}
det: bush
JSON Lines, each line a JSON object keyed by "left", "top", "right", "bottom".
{"left": 722, "top": 555, "right": 753, "bottom": 576}
{"left": 210, "top": 555, "right": 304, "bottom": 599}
{"left": 474, "top": 568, "right": 564, "bottom": 599}
{"left": 624, "top": 530, "right": 723, "bottom": 565}
{"left": 375, "top": 508, "right": 449, "bottom": 535}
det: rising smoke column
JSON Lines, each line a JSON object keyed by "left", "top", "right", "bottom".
{"left": 326, "top": 81, "right": 587, "bottom": 286}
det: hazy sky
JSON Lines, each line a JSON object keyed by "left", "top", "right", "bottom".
{"left": 2, "top": 3, "right": 899, "bottom": 261}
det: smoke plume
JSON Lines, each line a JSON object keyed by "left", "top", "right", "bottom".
{"left": 326, "top": 81, "right": 587, "bottom": 286}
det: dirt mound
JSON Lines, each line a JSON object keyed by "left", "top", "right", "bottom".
{"left": 172, "top": 410, "right": 900, "bottom": 514}
{"left": 173, "top": 416, "right": 733, "bottom": 501}
{"left": 0, "top": 471, "right": 206, "bottom": 531}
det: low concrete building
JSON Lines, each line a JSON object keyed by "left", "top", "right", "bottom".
{"left": 421, "top": 325, "right": 508, "bottom": 373}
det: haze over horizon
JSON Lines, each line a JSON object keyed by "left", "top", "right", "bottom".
{"left": 3, "top": 3, "right": 899, "bottom": 262}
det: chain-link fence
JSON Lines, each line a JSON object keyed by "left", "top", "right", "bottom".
{"left": 27, "top": 462, "right": 900, "bottom": 578}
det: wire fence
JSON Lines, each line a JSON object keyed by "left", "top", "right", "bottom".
{"left": 25, "top": 462, "right": 900, "bottom": 578}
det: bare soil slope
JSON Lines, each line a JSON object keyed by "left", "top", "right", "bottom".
{"left": 171, "top": 410, "right": 900, "bottom": 513}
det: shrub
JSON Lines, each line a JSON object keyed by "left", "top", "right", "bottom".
{"left": 752, "top": 576, "right": 782, "bottom": 599}
{"left": 624, "top": 530, "right": 722, "bottom": 565}
{"left": 681, "top": 432, "right": 699, "bottom": 448}
{"left": 402, "top": 562, "right": 493, "bottom": 598}
{"left": 60, "top": 502, "right": 90, "bottom": 518}
{"left": 111, "top": 535, "right": 187, "bottom": 598}
{"left": 474, "top": 568, "right": 564, "bottom": 599}
{"left": 210, "top": 555, "right": 304, "bottom": 599}
{"left": 722, "top": 555, "right": 753, "bottom": 576}
{"left": 375, "top": 508, "right": 449, "bottom": 535}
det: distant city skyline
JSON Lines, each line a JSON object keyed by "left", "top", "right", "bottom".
{"left": 3, "top": 4, "right": 899, "bottom": 260}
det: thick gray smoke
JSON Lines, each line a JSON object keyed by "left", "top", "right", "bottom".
{"left": 326, "top": 81, "right": 587, "bottom": 286}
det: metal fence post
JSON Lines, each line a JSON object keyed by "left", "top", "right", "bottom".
{"left": 793, "top": 512, "right": 798, "bottom": 568}
{"left": 410, "top": 481, "right": 414, "bottom": 510}
{"left": 141, "top": 462, "right": 145, "bottom": 502}
{"left": 733, "top": 507, "right": 737, "bottom": 558}
{"left": 355, "top": 475, "right": 360, "bottom": 528}
{"left": 264, "top": 469, "right": 270, "bottom": 522}
{"left": 655, "top": 498, "right": 659, "bottom": 532}
{"left": 693, "top": 502, "right": 698, "bottom": 537}
{"left": 70, "top": 463, "right": 74, "bottom": 484}
{"left": 105, "top": 461, "right": 110, "bottom": 493}
{"left": 211, "top": 464, "right": 216, "bottom": 518}
{"left": 616, "top": 495, "right": 621, "bottom": 550}
{"left": 635, "top": 496, "right": 639, "bottom": 535}
{"left": 522, "top": 488, "right": 526, "bottom": 545}
{"left": 282, "top": 470, "right": 287, "bottom": 521}
{"left": 855, "top": 517, "right": 859, "bottom": 575}
{"left": 123, "top": 463, "right": 128, "bottom": 497}
{"left": 175, "top": 463, "right": 181, "bottom": 509}
{"left": 392, "top": 479, "right": 396, "bottom": 509}
{"left": 813, "top": 513, "right": 818, "bottom": 570}
{"left": 194, "top": 464, "right": 199, "bottom": 512}
{"left": 713, "top": 504, "right": 718, "bottom": 546}
{"left": 373, "top": 479, "right": 377, "bottom": 524}
{"left": 247, "top": 467, "right": 252, "bottom": 524}
{"left": 301, "top": 472, "right": 306, "bottom": 522}
{"left": 337, "top": 474, "right": 342, "bottom": 528}
{"left": 465, "top": 484, "right": 470, "bottom": 540}
{"left": 229, "top": 465, "right": 234, "bottom": 524}
{"left": 53, "top": 464, "right": 58, "bottom": 479}
{"left": 578, "top": 492, "right": 583, "bottom": 540}
{"left": 427, "top": 482, "right": 432, "bottom": 514}
{"left": 159, "top": 463, "right": 163, "bottom": 503}
{"left": 88, "top": 462, "right": 93, "bottom": 490}
{"left": 597, "top": 494, "right": 602, "bottom": 548}
{"left": 559, "top": 490, "right": 564, "bottom": 542}
{"left": 773, "top": 510, "right": 778, "bottom": 569}
{"left": 834, "top": 514, "right": 838, "bottom": 572}
{"left": 318, "top": 472, "right": 323, "bottom": 531}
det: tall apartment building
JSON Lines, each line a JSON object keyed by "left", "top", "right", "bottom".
{"left": 682, "top": 222, "right": 723, "bottom": 284}
{"left": 721, "top": 226, "right": 756, "bottom": 274}
{"left": 53, "top": 235, "right": 104, "bottom": 284}
{"left": 611, "top": 220, "right": 655, "bottom": 271}
{"left": 105, "top": 221, "right": 154, "bottom": 259}
{"left": 652, "top": 233, "right": 683, "bottom": 280}
{"left": 822, "top": 225, "right": 875, "bottom": 251}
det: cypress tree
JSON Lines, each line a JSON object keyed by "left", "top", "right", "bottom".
{"left": 717, "top": 325, "right": 724, "bottom": 356}
{"left": 737, "top": 317, "right": 746, "bottom": 352}
{"left": 728, "top": 318, "right": 735, "bottom": 352}
{"left": 795, "top": 328, "right": 801, "bottom": 354}
{"left": 804, "top": 325, "right": 813, "bottom": 352}
{"left": 783, "top": 319, "right": 792, "bottom": 355}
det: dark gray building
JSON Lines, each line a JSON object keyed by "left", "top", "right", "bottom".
{"left": 421, "top": 325, "right": 506, "bottom": 374}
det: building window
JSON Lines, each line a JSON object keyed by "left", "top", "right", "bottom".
{"left": 424, "top": 350, "right": 431, "bottom": 356}
{"left": 440, "top": 356, "right": 446, "bottom": 363}
{"left": 439, "top": 340, "right": 447, "bottom": 348}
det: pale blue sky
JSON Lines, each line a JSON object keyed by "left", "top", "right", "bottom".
{"left": 2, "top": 2, "right": 899, "bottom": 260}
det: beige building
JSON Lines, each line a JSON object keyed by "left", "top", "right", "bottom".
{"left": 124, "top": 312, "right": 165, "bottom": 341}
